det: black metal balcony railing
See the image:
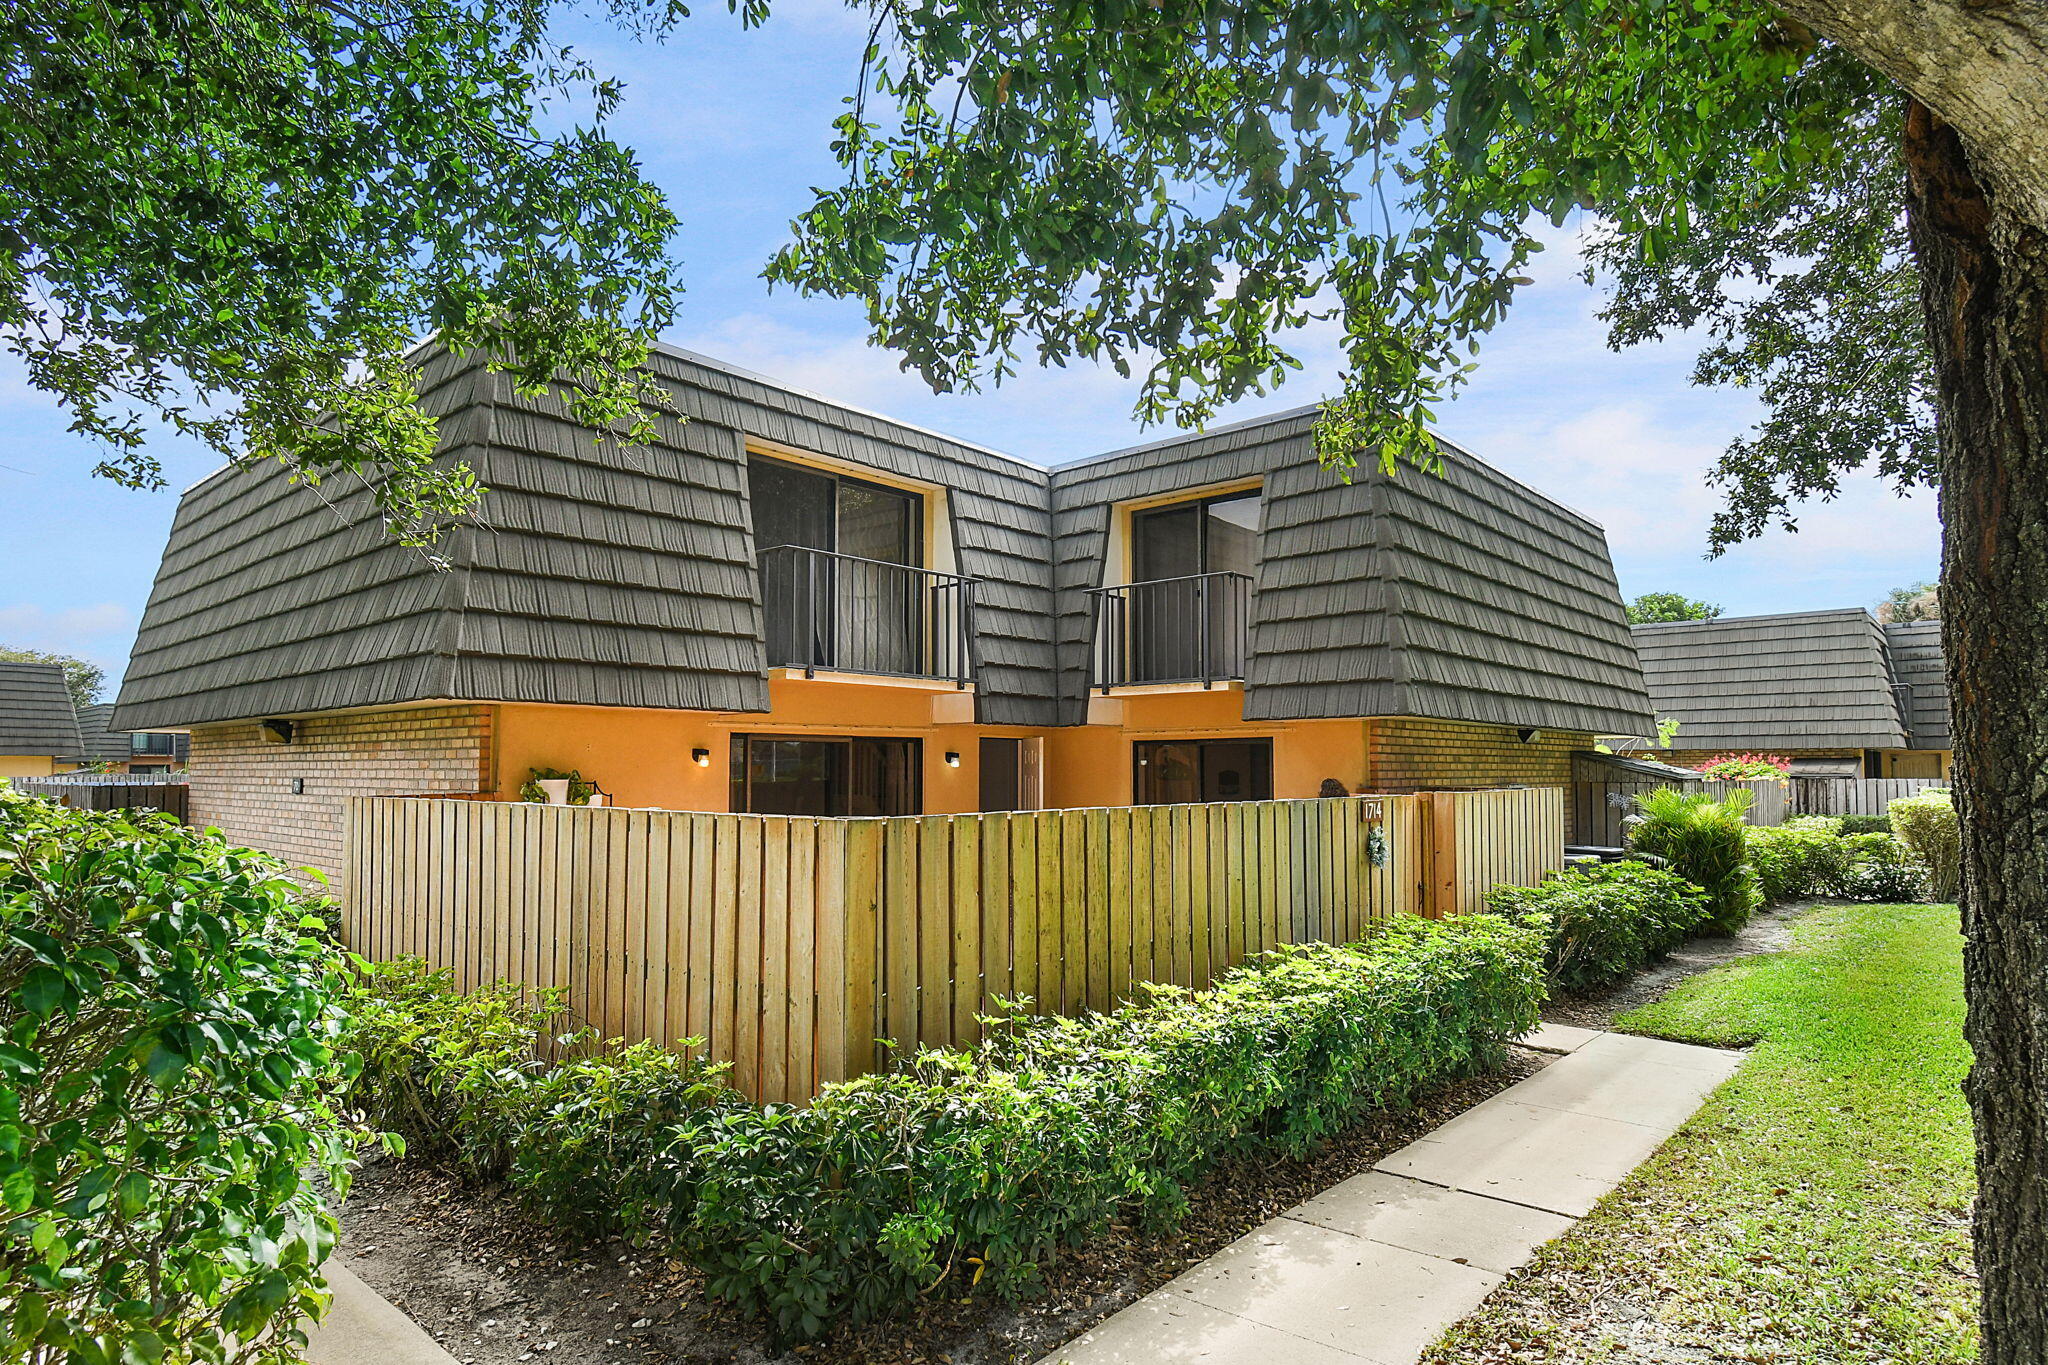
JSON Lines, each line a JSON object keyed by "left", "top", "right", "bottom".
{"left": 1087, "top": 571, "right": 1252, "bottom": 691}
{"left": 759, "top": 544, "right": 977, "bottom": 687}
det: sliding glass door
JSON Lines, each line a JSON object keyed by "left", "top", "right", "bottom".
{"left": 1133, "top": 738, "right": 1273, "bottom": 805}
{"left": 750, "top": 456, "right": 923, "bottom": 675}
{"left": 729, "top": 735, "right": 922, "bottom": 816}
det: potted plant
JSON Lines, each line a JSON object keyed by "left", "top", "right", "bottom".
{"left": 521, "top": 766, "right": 576, "bottom": 804}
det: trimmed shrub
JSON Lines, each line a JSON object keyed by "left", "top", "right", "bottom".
{"left": 1627, "top": 787, "right": 1762, "bottom": 933}
{"left": 1485, "top": 861, "right": 1711, "bottom": 990}
{"left": 681, "top": 915, "right": 1545, "bottom": 1342}
{"left": 1890, "top": 790, "right": 1960, "bottom": 901}
{"left": 0, "top": 794, "right": 355, "bottom": 1365}
{"left": 1836, "top": 813, "right": 1893, "bottom": 836}
{"left": 1835, "top": 833, "right": 1928, "bottom": 902}
{"left": 339, "top": 958, "right": 736, "bottom": 1239}
{"left": 1746, "top": 816, "right": 1851, "bottom": 902}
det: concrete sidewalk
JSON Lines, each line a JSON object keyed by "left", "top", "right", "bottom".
{"left": 1038, "top": 1025, "right": 1744, "bottom": 1365}
{"left": 304, "top": 1261, "right": 458, "bottom": 1365}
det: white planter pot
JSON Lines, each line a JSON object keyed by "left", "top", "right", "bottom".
{"left": 586, "top": 793, "right": 606, "bottom": 807}
{"left": 537, "top": 778, "right": 571, "bottom": 804}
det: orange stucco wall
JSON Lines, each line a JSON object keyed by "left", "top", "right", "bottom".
{"left": 0, "top": 756, "right": 71, "bottom": 779}
{"left": 491, "top": 681, "right": 1375, "bottom": 814}
{"left": 493, "top": 678, "right": 1033, "bottom": 813}
{"left": 1042, "top": 688, "right": 1367, "bottom": 808}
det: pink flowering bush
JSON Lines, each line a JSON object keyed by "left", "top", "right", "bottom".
{"left": 1695, "top": 752, "right": 1792, "bottom": 780}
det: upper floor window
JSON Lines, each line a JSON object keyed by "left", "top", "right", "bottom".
{"left": 747, "top": 455, "right": 974, "bottom": 684}
{"left": 1130, "top": 488, "right": 1260, "bottom": 584}
{"left": 129, "top": 731, "right": 175, "bottom": 756}
{"left": 749, "top": 456, "right": 921, "bottom": 567}
{"left": 1090, "top": 488, "right": 1261, "bottom": 688}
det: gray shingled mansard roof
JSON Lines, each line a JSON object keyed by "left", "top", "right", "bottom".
{"left": 1883, "top": 619, "right": 1951, "bottom": 749}
{"left": 0, "top": 662, "right": 84, "bottom": 760}
{"left": 1632, "top": 608, "right": 1948, "bottom": 752}
{"left": 76, "top": 703, "right": 190, "bottom": 765}
{"left": 114, "top": 343, "right": 1653, "bottom": 737}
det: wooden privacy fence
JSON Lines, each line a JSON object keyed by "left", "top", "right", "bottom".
{"left": 1791, "top": 777, "right": 1949, "bottom": 816}
{"left": 343, "top": 788, "right": 1564, "bottom": 1102}
{"left": 1571, "top": 778, "right": 1791, "bottom": 846}
{"left": 11, "top": 779, "right": 189, "bottom": 822}
{"left": 1573, "top": 776, "right": 1950, "bottom": 845}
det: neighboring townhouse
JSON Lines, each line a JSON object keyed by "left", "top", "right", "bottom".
{"left": 0, "top": 662, "right": 85, "bottom": 778}
{"left": 1631, "top": 609, "right": 1952, "bottom": 778}
{"left": 75, "top": 702, "right": 189, "bottom": 774}
{"left": 112, "top": 344, "right": 1653, "bottom": 876}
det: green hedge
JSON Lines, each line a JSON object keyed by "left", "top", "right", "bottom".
{"left": 1485, "top": 861, "right": 1710, "bottom": 991}
{"left": 1746, "top": 816, "right": 1851, "bottom": 901}
{"left": 680, "top": 914, "right": 1545, "bottom": 1342}
{"left": 1836, "top": 813, "right": 1892, "bottom": 836}
{"left": 0, "top": 794, "right": 355, "bottom": 1365}
{"left": 338, "top": 959, "right": 736, "bottom": 1239}
{"left": 1745, "top": 818, "right": 1928, "bottom": 903}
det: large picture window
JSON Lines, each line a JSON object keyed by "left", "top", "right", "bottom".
{"left": 728, "top": 735, "right": 922, "bottom": 816}
{"left": 1133, "top": 738, "right": 1273, "bottom": 805}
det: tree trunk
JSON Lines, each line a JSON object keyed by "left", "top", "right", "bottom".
{"left": 1903, "top": 99, "right": 2048, "bottom": 1365}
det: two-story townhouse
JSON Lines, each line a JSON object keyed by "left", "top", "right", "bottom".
{"left": 1631, "top": 609, "right": 1952, "bottom": 778}
{"left": 111, "top": 344, "right": 1654, "bottom": 878}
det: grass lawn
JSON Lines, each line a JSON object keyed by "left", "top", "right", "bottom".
{"left": 1427, "top": 901, "right": 1977, "bottom": 1363}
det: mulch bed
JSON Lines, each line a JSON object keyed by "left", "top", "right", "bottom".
{"left": 337, "top": 1047, "right": 1551, "bottom": 1365}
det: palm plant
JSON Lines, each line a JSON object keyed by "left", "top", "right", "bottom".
{"left": 1626, "top": 787, "right": 1762, "bottom": 933}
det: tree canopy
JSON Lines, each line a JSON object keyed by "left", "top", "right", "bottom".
{"left": 2, "top": 0, "right": 712, "bottom": 540}
{"left": 1878, "top": 581, "right": 1940, "bottom": 623}
{"left": 765, "top": 0, "right": 1902, "bottom": 522}
{"left": 1624, "top": 593, "right": 1723, "bottom": 625}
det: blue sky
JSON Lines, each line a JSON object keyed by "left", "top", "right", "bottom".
{"left": 0, "top": 2, "right": 1939, "bottom": 690}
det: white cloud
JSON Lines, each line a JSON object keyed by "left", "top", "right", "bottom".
{"left": 0, "top": 602, "right": 137, "bottom": 678}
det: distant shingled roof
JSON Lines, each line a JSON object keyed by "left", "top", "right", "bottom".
{"left": 76, "top": 703, "right": 189, "bottom": 765}
{"left": 0, "top": 663, "right": 84, "bottom": 760}
{"left": 1632, "top": 609, "right": 1913, "bottom": 751}
{"left": 1882, "top": 620, "right": 1950, "bottom": 750}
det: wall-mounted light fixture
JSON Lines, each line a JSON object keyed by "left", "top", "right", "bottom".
{"left": 691, "top": 747, "right": 712, "bottom": 767}
{"left": 1516, "top": 727, "right": 1543, "bottom": 744}
{"left": 290, "top": 778, "right": 305, "bottom": 795}
{"left": 943, "top": 751, "right": 962, "bottom": 768}
{"left": 259, "top": 718, "right": 296, "bottom": 745}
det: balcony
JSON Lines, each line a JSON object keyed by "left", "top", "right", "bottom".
{"left": 1086, "top": 571, "right": 1252, "bottom": 691}
{"left": 759, "top": 544, "right": 977, "bottom": 687}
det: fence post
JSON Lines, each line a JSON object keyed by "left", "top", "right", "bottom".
{"left": 1418, "top": 791, "right": 1459, "bottom": 918}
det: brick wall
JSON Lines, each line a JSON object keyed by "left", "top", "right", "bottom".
{"left": 1365, "top": 717, "right": 1589, "bottom": 791}
{"left": 186, "top": 705, "right": 493, "bottom": 881}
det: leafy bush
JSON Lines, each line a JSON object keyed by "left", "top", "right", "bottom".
{"left": 1694, "top": 752, "right": 1791, "bottom": 780}
{"left": 1835, "top": 834, "right": 1929, "bottom": 902}
{"left": 681, "top": 915, "right": 1544, "bottom": 1342}
{"left": 1627, "top": 787, "right": 1761, "bottom": 933}
{"left": 339, "top": 958, "right": 735, "bottom": 1238}
{"left": 0, "top": 794, "right": 355, "bottom": 1365}
{"left": 1745, "top": 817, "right": 1851, "bottom": 902}
{"left": 1837, "top": 813, "right": 1893, "bottom": 836}
{"left": 1889, "top": 790, "right": 1960, "bottom": 901}
{"left": 1486, "top": 861, "right": 1711, "bottom": 990}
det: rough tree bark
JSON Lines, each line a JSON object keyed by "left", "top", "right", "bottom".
{"left": 1902, "top": 100, "right": 2048, "bottom": 1365}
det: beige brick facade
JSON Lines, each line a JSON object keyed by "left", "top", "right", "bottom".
{"left": 186, "top": 705, "right": 493, "bottom": 882}
{"left": 1365, "top": 717, "right": 1589, "bottom": 792}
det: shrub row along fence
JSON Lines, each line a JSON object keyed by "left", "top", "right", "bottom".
{"left": 1570, "top": 775, "right": 1949, "bottom": 846}
{"left": 341, "top": 788, "right": 1564, "bottom": 1102}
